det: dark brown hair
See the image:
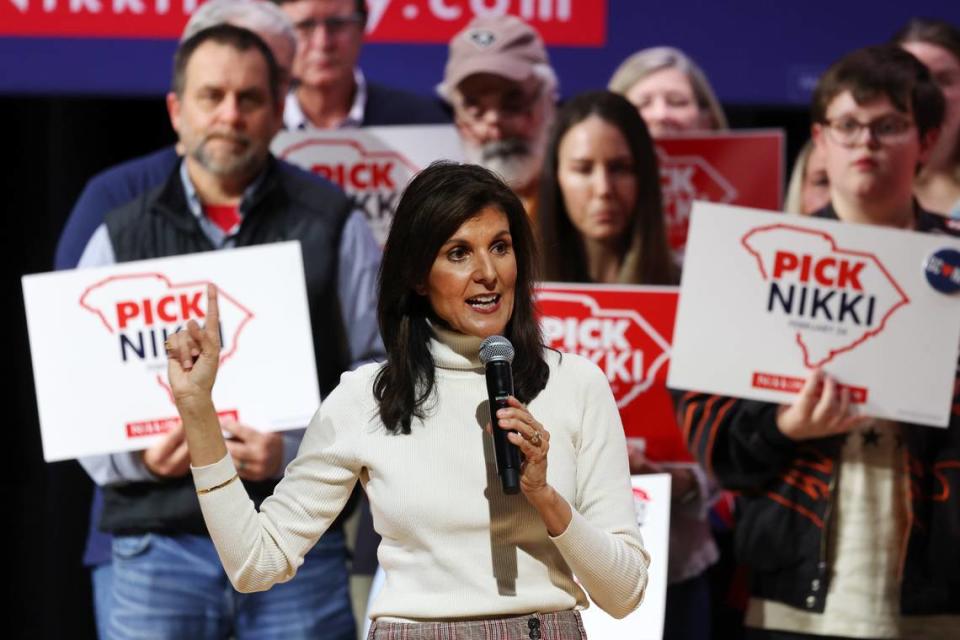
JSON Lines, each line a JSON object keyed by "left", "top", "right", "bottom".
{"left": 538, "top": 90, "right": 675, "bottom": 285}
{"left": 811, "top": 45, "right": 945, "bottom": 140}
{"left": 172, "top": 24, "right": 282, "bottom": 105}
{"left": 373, "top": 162, "right": 549, "bottom": 434}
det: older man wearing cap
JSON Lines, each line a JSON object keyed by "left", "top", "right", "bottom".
{"left": 438, "top": 15, "right": 558, "bottom": 216}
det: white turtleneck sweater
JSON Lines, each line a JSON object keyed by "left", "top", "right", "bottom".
{"left": 192, "top": 327, "right": 649, "bottom": 621}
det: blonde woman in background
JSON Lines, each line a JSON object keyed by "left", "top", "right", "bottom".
{"left": 608, "top": 46, "right": 727, "bottom": 137}
{"left": 894, "top": 18, "right": 960, "bottom": 218}
{"left": 784, "top": 140, "right": 831, "bottom": 215}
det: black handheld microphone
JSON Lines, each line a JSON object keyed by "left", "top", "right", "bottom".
{"left": 479, "top": 335, "right": 521, "bottom": 495}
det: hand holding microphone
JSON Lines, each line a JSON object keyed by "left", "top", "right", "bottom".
{"left": 479, "top": 336, "right": 551, "bottom": 497}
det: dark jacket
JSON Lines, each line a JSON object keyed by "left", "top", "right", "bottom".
{"left": 675, "top": 204, "right": 960, "bottom": 616}
{"left": 99, "top": 157, "right": 354, "bottom": 535}
{"left": 55, "top": 147, "right": 180, "bottom": 270}
{"left": 363, "top": 82, "right": 450, "bottom": 126}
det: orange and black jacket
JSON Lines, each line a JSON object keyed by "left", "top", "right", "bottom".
{"left": 674, "top": 204, "right": 960, "bottom": 616}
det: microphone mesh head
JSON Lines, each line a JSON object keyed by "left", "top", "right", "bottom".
{"left": 479, "top": 335, "right": 515, "bottom": 365}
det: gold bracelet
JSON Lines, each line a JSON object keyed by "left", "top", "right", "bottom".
{"left": 196, "top": 473, "right": 240, "bottom": 495}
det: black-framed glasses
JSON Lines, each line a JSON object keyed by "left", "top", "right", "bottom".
{"left": 293, "top": 14, "right": 364, "bottom": 39}
{"left": 822, "top": 115, "right": 915, "bottom": 146}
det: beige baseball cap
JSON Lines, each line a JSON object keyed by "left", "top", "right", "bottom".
{"left": 443, "top": 15, "right": 549, "bottom": 90}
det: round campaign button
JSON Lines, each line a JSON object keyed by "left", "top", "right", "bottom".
{"left": 923, "top": 248, "right": 960, "bottom": 295}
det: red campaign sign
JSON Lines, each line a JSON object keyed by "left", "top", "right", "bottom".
{"left": 364, "top": 0, "right": 605, "bottom": 46}
{"left": 0, "top": 0, "right": 201, "bottom": 38}
{"left": 656, "top": 130, "right": 784, "bottom": 257}
{"left": 1, "top": 0, "right": 606, "bottom": 45}
{"left": 535, "top": 283, "right": 691, "bottom": 462}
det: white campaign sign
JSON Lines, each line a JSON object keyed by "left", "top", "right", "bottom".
{"left": 272, "top": 125, "right": 463, "bottom": 246}
{"left": 22, "top": 242, "right": 321, "bottom": 461}
{"left": 668, "top": 202, "right": 960, "bottom": 427}
{"left": 580, "top": 473, "right": 671, "bottom": 640}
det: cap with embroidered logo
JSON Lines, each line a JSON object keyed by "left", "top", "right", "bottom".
{"left": 443, "top": 15, "right": 549, "bottom": 90}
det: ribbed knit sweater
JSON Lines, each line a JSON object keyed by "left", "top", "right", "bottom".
{"left": 192, "top": 327, "right": 649, "bottom": 621}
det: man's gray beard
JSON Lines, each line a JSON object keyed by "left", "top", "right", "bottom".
{"left": 191, "top": 134, "right": 264, "bottom": 178}
{"left": 464, "top": 139, "right": 541, "bottom": 192}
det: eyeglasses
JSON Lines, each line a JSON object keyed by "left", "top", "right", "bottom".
{"left": 293, "top": 14, "right": 364, "bottom": 39}
{"left": 822, "top": 115, "right": 915, "bottom": 146}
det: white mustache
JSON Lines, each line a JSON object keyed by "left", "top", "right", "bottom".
{"left": 481, "top": 139, "right": 530, "bottom": 162}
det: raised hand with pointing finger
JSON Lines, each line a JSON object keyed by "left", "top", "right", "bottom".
{"left": 163, "top": 284, "right": 285, "bottom": 475}
{"left": 165, "top": 283, "right": 222, "bottom": 403}
{"left": 162, "top": 284, "right": 229, "bottom": 468}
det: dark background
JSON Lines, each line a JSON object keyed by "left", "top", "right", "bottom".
{"left": 4, "top": 1, "right": 959, "bottom": 104}
{"left": 5, "top": 1, "right": 958, "bottom": 637}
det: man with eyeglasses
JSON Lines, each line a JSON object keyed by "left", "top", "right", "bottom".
{"left": 675, "top": 46, "right": 960, "bottom": 640}
{"left": 437, "top": 15, "right": 558, "bottom": 217}
{"left": 272, "top": 0, "right": 448, "bottom": 129}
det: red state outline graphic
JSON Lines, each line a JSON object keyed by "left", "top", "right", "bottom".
{"left": 655, "top": 146, "right": 739, "bottom": 205}
{"left": 278, "top": 138, "right": 420, "bottom": 185}
{"left": 79, "top": 273, "right": 254, "bottom": 404}
{"left": 740, "top": 223, "right": 909, "bottom": 368}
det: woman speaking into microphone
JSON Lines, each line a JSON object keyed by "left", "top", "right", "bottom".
{"left": 165, "top": 162, "right": 649, "bottom": 639}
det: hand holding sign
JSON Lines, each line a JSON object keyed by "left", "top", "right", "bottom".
{"left": 223, "top": 419, "right": 284, "bottom": 482}
{"left": 775, "top": 369, "right": 870, "bottom": 441}
{"left": 141, "top": 423, "right": 191, "bottom": 479}
{"left": 166, "top": 284, "right": 221, "bottom": 403}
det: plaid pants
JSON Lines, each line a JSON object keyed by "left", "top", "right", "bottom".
{"left": 368, "top": 611, "right": 586, "bottom": 640}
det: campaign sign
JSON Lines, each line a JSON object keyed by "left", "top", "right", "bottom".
{"left": 668, "top": 203, "right": 960, "bottom": 427}
{"left": 656, "top": 131, "right": 783, "bottom": 259}
{"left": 0, "top": 0, "right": 605, "bottom": 45}
{"left": 580, "top": 473, "right": 670, "bottom": 640}
{"left": 536, "top": 284, "right": 690, "bottom": 462}
{"left": 273, "top": 125, "right": 462, "bottom": 246}
{"left": 22, "top": 242, "right": 320, "bottom": 461}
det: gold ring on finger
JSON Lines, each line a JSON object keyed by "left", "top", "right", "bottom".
{"left": 529, "top": 430, "right": 542, "bottom": 447}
